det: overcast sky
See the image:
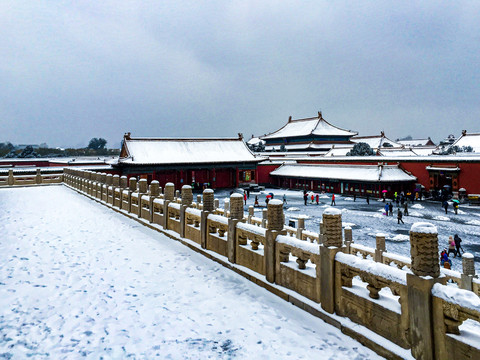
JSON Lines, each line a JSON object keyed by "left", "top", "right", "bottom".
{"left": 1, "top": 1, "right": 479, "bottom": 148}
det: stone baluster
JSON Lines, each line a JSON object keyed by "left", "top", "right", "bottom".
{"left": 265, "top": 199, "right": 285, "bottom": 283}
{"left": 461, "top": 253, "right": 475, "bottom": 291}
{"left": 344, "top": 226, "right": 352, "bottom": 252}
{"left": 248, "top": 206, "right": 254, "bottom": 224}
{"left": 197, "top": 194, "right": 202, "bottom": 208}
{"left": 407, "top": 222, "right": 444, "bottom": 360}
{"left": 175, "top": 189, "right": 180, "bottom": 201}
{"left": 296, "top": 216, "right": 305, "bottom": 240}
{"left": 226, "top": 194, "right": 244, "bottom": 263}
{"left": 214, "top": 198, "right": 219, "bottom": 210}
{"left": 375, "top": 233, "right": 386, "bottom": 262}
{"left": 180, "top": 185, "right": 193, "bottom": 237}
{"left": 35, "top": 168, "right": 42, "bottom": 184}
{"left": 201, "top": 189, "right": 214, "bottom": 249}
{"left": 261, "top": 209, "right": 268, "bottom": 228}
{"left": 138, "top": 179, "right": 147, "bottom": 194}
{"left": 148, "top": 181, "right": 160, "bottom": 223}
{"left": 320, "top": 207, "right": 344, "bottom": 314}
{"left": 224, "top": 199, "right": 230, "bottom": 217}
{"left": 7, "top": 169, "right": 14, "bottom": 186}
{"left": 163, "top": 182, "right": 175, "bottom": 229}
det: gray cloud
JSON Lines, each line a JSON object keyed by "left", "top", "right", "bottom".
{"left": 1, "top": 1, "right": 479, "bottom": 148}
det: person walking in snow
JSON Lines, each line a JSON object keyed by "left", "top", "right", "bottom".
{"left": 311, "top": 194, "right": 314, "bottom": 204}
{"left": 403, "top": 202, "right": 409, "bottom": 216}
{"left": 397, "top": 208, "right": 404, "bottom": 224}
{"left": 315, "top": 194, "right": 319, "bottom": 205}
{"left": 443, "top": 200, "right": 449, "bottom": 214}
{"left": 244, "top": 191, "right": 247, "bottom": 205}
{"left": 303, "top": 192, "right": 308, "bottom": 206}
{"left": 384, "top": 203, "right": 389, "bottom": 216}
{"left": 331, "top": 194, "right": 336, "bottom": 206}
{"left": 454, "top": 234, "right": 464, "bottom": 255}
{"left": 388, "top": 202, "right": 393, "bottom": 216}
{"left": 283, "top": 194, "right": 287, "bottom": 205}
{"left": 366, "top": 193, "right": 370, "bottom": 204}
{"left": 448, "top": 236, "right": 457, "bottom": 258}
{"left": 254, "top": 195, "right": 259, "bottom": 207}
{"left": 453, "top": 202, "right": 459, "bottom": 215}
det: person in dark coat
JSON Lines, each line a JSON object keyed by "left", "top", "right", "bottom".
{"left": 388, "top": 202, "right": 393, "bottom": 216}
{"left": 403, "top": 202, "right": 409, "bottom": 216}
{"left": 315, "top": 194, "right": 319, "bottom": 205}
{"left": 397, "top": 208, "right": 404, "bottom": 224}
{"left": 443, "top": 201, "right": 449, "bottom": 214}
{"left": 366, "top": 193, "right": 370, "bottom": 204}
{"left": 303, "top": 192, "right": 308, "bottom": 206}
{"left": 454, "top": 234, "right": 464, "bottom": 255}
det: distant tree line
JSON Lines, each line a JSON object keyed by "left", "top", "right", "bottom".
{"left": 1, "top": 138, "right": 120, "bottom": 158}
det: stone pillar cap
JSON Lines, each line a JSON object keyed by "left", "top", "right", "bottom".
{"left": 323, "top": 207, "right": 341, "bottom": 215}
{"left": 182, "top": 185, "right": 192, "bottom": 189}
{"left": 268, "top": 199, "right": 283, "bottom": 205}
{"left": 230, "top": 193, "right": 243, "bottom": 198}
{"left": 203, "top": 189, "right": 214, "bottom": 193}
{"left": 462, "top": 253, "right": 474, "bottom": 259}
{"left": 376, "top": 232, "right": 386, "bottom": 237}
{"left": 165, "top": 182, "right": 174, "bottom": 186}
{"left": 410, "top": 222, "right": 437, "bottom": 234}
{"left": 151, "top": 180, "right": 159, "bottom": 184}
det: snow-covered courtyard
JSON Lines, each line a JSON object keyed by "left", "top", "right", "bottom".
{"left": 229, "top": 188, "right": 480, "bottom": 274}
{"left": 0, "top": 186, "right": 382, "bottom": 359}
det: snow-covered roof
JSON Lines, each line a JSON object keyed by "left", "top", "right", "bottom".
{"left": 351, "top": 133, "right": 403, "bottom": 149}
{"left": 378, "top": 148, "right": 419, "bottom": 157}
{"left": 247, "top": 137, "right": 264, "bottom": 146}
{"left": 270, "top": 163, "right": 417, "bottom": 182}
{"left": 451, "top": 132, "right": 480, "bottom": 152}
{"left": 397, "top": 138, "right": 435, "bottom": 147}
{"left": 118, "top": 136, "right": 262, "bottom": 165}
{"left": 264, "top": 142, "right": 335, "bottom": 152}
{"left": 323, "top": 146, "right": 354, "bottom": 157}
{"left": 260, "top": 112, "right": 357, "bottom": 140}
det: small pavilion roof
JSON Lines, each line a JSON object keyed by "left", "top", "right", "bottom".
{"left": 351, "top": 132, "right": 403, "bottom": 149}
{"left": 451, "top": 131, "right": 480, "bottom": 152}
{"left": 260, "top": 112, "right": 357, "bottom": 140}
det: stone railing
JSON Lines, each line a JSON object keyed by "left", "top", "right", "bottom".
{"left": 0, "top": 169, "right": 63, "bottom": 187}
{"left": 62, "top": 168, "right": 480, "bottom": 360}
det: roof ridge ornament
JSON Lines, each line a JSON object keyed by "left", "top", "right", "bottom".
{"left": 318, "top": 111, "right": 322, "bottom": 119}
{"left": 124, "top": 132, "right": 131, "bottom": 140}
{"left": 288, "top": 116, "right": 292, "bottom": 123}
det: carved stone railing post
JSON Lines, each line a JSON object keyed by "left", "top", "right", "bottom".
{"left": 461, "top": 253, "right": 475, "bottom": 291}
{"left": 320, "top": 207, "right": 343, "bottom": 314}
{"left": 227, "top": 193, "right": 244, "bottom": 263}
{"left": 163, "top": 182, "right": 175, "bottom": 229}
{"left": 35, "top": 168, "right": 42, "bottom": 184}
{"left": 375, "top": 233, "right": 386, "bottom": 262}
{"left": 344, "top": 226, "right": 352, "bottom": 253}
{"left": 265, "top": 199, "right": 285, "bottom": 283}
{"left": 180, "top": 185, "right": 193, "bottom": 238}
{"left": 201, "top": 189, "right": 214, "bottom": 249}
{"left": 407, "top": 222, "right": 445, "bottom": 360}
{"left": 101, "top": 173, "right": 107, "bottom": 201}
{"left": 296, "top": 216, "right": 305, "bottom": 240}
{"left": 224, "top": 199, "right": 230, "bottom": 217}
{"left": 149, "top": 180, "right": 160, "bottom": 223}
{"left": 214, "top": 198, "right": 219, "bottom": 210}
{"left": 319, "top": 221, "right": 324, "bottom": 244}
{"left": 261, "top": 209, "right": 268, "bottom": 228}
{"left": 196, "top": 194, "right": 202, "bottom": 208}
{"left": 127, "top": 177, "right": 137, "bottom": 213}
{"left": 247, "top": 206, "right": 254, "bottom": 224}
{"left": 175, "top": 189, "right": 180, "bottom": 201}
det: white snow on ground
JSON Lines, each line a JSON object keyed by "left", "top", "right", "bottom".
{"left": 0, "top": 187, "right": 382, "bottom": 359}
{"left": 411, "top": 204, "right": 424, "bottom": 209}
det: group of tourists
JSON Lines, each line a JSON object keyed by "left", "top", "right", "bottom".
{"left": 440, "top": 234, "right": 464, "bottom": 269}
{"left": 383, "top": 201, "right": 409, "bottom": 224}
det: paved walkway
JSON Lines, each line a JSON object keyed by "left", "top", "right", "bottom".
{"left": 0, "top": 186, "right": 382, "bottom": 359}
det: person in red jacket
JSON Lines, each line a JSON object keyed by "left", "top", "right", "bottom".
{"left": 331, "top": 194, "right": 336, "bottom": 206}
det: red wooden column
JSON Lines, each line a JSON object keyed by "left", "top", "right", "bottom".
{"left": 235, "top": 168, "right": 240, "bottom": 188}
{"left": 212, "top": 168, "right": 216, "bottom": 188}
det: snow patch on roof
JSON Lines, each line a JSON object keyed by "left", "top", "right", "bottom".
{"left": 120, "top": 138, "right": 260, "bottom": 165}
{"left": 261, "top": 114, "right": 357, "bottom": 140}
{"left": 270, "top": 164, "right": 417, "bottom": 182}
